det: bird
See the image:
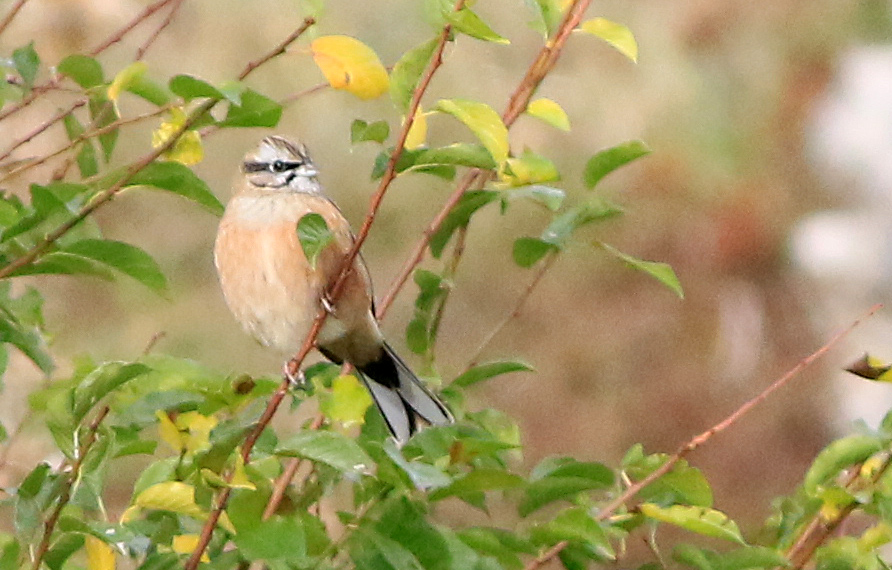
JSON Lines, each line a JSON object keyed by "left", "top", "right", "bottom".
{"left": 214, "top": 135, "right": 453, "bottom": 444}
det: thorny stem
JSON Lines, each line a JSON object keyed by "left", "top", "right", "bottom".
{"left": 30, "top": 406, "right": 110, "bottom": 570}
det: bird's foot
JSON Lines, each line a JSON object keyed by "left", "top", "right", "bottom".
{"left": 282, "top": 362, "right": 307, "bottom": 389}
{"left": 320, "top": 293, "right": 336, "bottom": 316}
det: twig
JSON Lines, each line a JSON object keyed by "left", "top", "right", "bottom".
{"left": 237, "top": 17, "right": 316, "bottom": 82}
{"left": 597, "top": 304, "right": 882, "bottom": 520}
{"left": 784, "top": 455, "right": 892, "bottom": 569}
{"left": 30, "top": 406, "right": 110, "bottom": 570}
{"left": 465, "top": 250, "right": 556, "bottom": 368}
{"left": 135, "top": 0, "right": 185, "bottom": 61}
{"left": 0, "top": 0, "right": 28, "bottom": 37}
{"left": 88, "top": 0, "right": 179, "bottom": 57}
{"left": 521, "top": 305, "right": 885, "bottom": 570}
{"left": 0, "top": 0, "right": 178, "bottom": 124}
{"left": 376, "top": 0, "right": 593, "bottom": 317}
{"left": 262, "top": 413, "right": 325, "bottom": 520}
{"left": 0, "top": 100, "right": 86, "bottom": 165}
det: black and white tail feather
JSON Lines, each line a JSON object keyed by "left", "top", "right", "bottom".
{"left": 355, "top": 343, "right": 453, "bottom": 445}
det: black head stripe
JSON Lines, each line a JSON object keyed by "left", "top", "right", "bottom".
{"left": 243, "top": 160, "right": 303, "bottom": 173}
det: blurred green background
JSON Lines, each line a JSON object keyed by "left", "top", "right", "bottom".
{"left": 3, "top": 0, "right": 892, "bottom": 528}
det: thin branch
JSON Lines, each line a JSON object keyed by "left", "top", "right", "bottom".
{"left": 238, "top": 17, "right": 316, "bottom": 82}
{"left": 596, "top": 303, "right": 882, "bottom": 518}
{"left": 465, "top": 250, "right": 556, "bottom": 368}
{"left": 784, "top": 455, "right": 892, "bottom": 569}
{"left": 0, "top": 100, "right": 85, "bottom": 165}
{"left": 0, "top": 0, "right": 177, "bottom": 125}
{"left": 88, "top": 0, "right": 179, "bottom": 57}
{"left": 0, "top": 0, "right": 29, "bottom": 37}
{"left": 135, "top": 0, "right": 185, "bottom": 61}
{"left": 30, "top": 406, "right": 110, "bottom": 570}
{"left": 262, "top": 413, "right": 325, "bottom": 520}
{"left": 0, "top": 104, "right": 171, "bottom": 184}
{"left": 521, "top": 305, "right": 885, "bottom": 570}
{"left": 377, "top": 0, "right": 593, "bottom": 317}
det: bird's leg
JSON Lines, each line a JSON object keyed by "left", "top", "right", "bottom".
{"left": 282, "top": 361, "right": 306, "bottom": 388}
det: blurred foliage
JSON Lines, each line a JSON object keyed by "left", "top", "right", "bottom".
{"left": 0, "top": 0, "right": 888, "bottom": 569}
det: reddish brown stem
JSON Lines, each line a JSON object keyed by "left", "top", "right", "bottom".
{"left": 0, "top": 0, "right": 29, "bottom": 37}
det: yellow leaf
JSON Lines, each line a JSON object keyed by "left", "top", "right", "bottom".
{"left": 320, "top": 374, "right": 373, "bottom": 428}
{"left": 85, "top": 535, "right": 116, "bottom": 570}
{"left": 176, "top": 411, "right": 218, "bottom": 454}
{"left": 435, "top": 99, "right": 509, "bottom": 165}
{"left": 500, "top": 151, "right": 559, "bottom": 187}
{"left": 134, "top": 481, "right": 206, "bottom": 519}
{"left": 108, "top": 61, "right": 147, "bottom": 101}
{"left": 579, "top": 18, "right": 638, "bottom": 63}
{"left": 152, "top": 108, "right": 204, "bottom": 166}
{"left": 172, "top": 535, "right": 210, "bottom": 563}
{"left": 526, "top": 98, "right": 570, "bottom": 131}
{"left": 404, "top": 107, "right": 427, "bottom": 150}
{"left": 156, "top": 410, "right": 183, "bottom": 453}
{"left": 229, "top": 452, "right": 256, "bottom": 490}
{"left": 311, "top": 35, "right": 389, "bottom": 100}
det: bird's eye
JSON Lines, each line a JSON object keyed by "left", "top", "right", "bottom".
{"left": 271, "top": 160, "right": 288, "bottom": 173}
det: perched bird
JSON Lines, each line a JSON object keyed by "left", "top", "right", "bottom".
{"left": 214, "top": 135, "right": 453, "bottom": 444}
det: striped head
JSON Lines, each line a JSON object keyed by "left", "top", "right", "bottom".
{"left": 242, "top": 136, "right": 320, "bottom": 193}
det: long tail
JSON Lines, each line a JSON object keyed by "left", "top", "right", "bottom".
{"left": 356, "top": 343, "right": 453, "bottom": 445}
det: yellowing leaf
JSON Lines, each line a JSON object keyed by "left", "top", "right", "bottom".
{"left": 321, "top": 374, "right": 373, "bottom": 428}
{"left": 152, "top": 108, "right": 204, "bottom": 165}
{"left": 85, "top": 535, "right": 116, "bottom": 570}
{"left": 526, "top": 98, "right": 570, "bottom": 131}
{"left": 435, "top": 99, "right": 509, "bottom": 164}
{"left": 579, "top": 18, "right": 638, "bottom": 63}
{"left": 229, "top": 452, "right": 256, "bottom": 490}
{"left": 172, "top": 535, "right": 210, "bottom": 563}
{"left": 311, "top": 35, "right": 389, "bottom": 100}
{"left": 177, "top": 411, "right": 218, "bottom": 454}
{"left": 108, "top": 61, "right": 147, "bottom": 101}
{"left": 405, "top": 108, "right": 427, "bottom": 150}
{"left": 156, "top": 410, "right": 183, "bottom": 453}
{"left": 500, "top": 150, "right": 559, "bottom": 187}
{"left": 134, "top": 481, "right": 206, "bottom": 518}
{"left": 640, "top": 503, "right": 745, "bottom": 545}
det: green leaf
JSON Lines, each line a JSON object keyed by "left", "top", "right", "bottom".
{"left": 169, "top": 74, "right": 223, "bottom": 101}
{"left": 125, "top": 74, "right": 171, "bottom": 106}
{"left": 12, "top": 42, "right": 40, "bottom": 88}
{"left": 583, "top": 140, "right": 650, "bottom": 189}
{"left": 8, "top": 252, "right": 113, "bottom": 280}
{"left": 276, "top": 431, "right": 373, "bottom": 475}
{"left": 641, "top": 503, "right": 745, "bottom": 545}
{"left": 221, "top": 89, "right": 282, "bottom": 127}
{"left": 430, "top": 468, "right": 525, "bottom": 501}
{"left": 520, "top": 461, "right": 614, "bottom": 517}
{"left": 459, "top": 527, "right": 535, "bottom": 570}
{"left": 0, "top": 311, "right": 53, "bottom": 374}
{"left": 58, "top": 54, "right": 104, "bottom": 88}
{"left": 88, "top": 94, "right": 119, "bottom": 161}
{"left": 125, "top": 161, "right": 224, "bottom": 215}
{"left": 532, "top": 507, "right": 615, "bottom": 561}
{"left": 513, "top": 237, "right": 556, "bottom": 268}
{"left": 598, "top": 242, "right": 684, "bottom": 298}
{"left": 351, "top": 119, "right": 390, "bottom": 144}
{"left": 390, "top": 37, "right": 439, "bottom": 112}
{"left": 508, "top": 185, "right": 565, "bottom": 211}
{"left": 18, "top": 462, "right": 51, "bottom": 499}
{"left": 349, "top": 527, "right": 426, "bottom": 570}
{"left": 579, "top": 18, "right": 639, "bottom": 63}
{"left": 382, "top": 442, "right": 452, "bottom": 490}
{"left": 234, "top": 514, "right": 307, "bottom": 561}
{"left": 453, "top": 360, "right": 534, "bottom": 387}
{"left": 414, "top": 143, "right": 497, "bottom": 170}
{"left": 72, "top": 362, "right": 152, "bottom": 422}
{"left": 526, "top": 98, "right": 570, "bottom": 131}
{"left": 804, "top": 434, "right": 884, "bottom": 494}
{"left": 319, "top": 374, "right": 373, "bottom": 427}
{"left": 429, "top": 190, "right": 499, "bottom": 258}
{"left": 62, "top": 113, "right": 99, "bottom": 178}
{"left": 542, "top": 199, "right": 623, "bottom": 246}
{"left": 524, "top": 0, "right": 562, "bottom": 37}
{"left": 445, "top": 7, "right": 510, "bottom": 44}
{"left": 297, "top": 213, "right": 334, "bottom": 270}
{"left": 623, "top": 445, "right": 713, "bottom": 507}
{"left": 62, "top": 239, "right": 168, "bottom": 293}
{"left": 435, "top": 99, "right": 509, "bottom": 164}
